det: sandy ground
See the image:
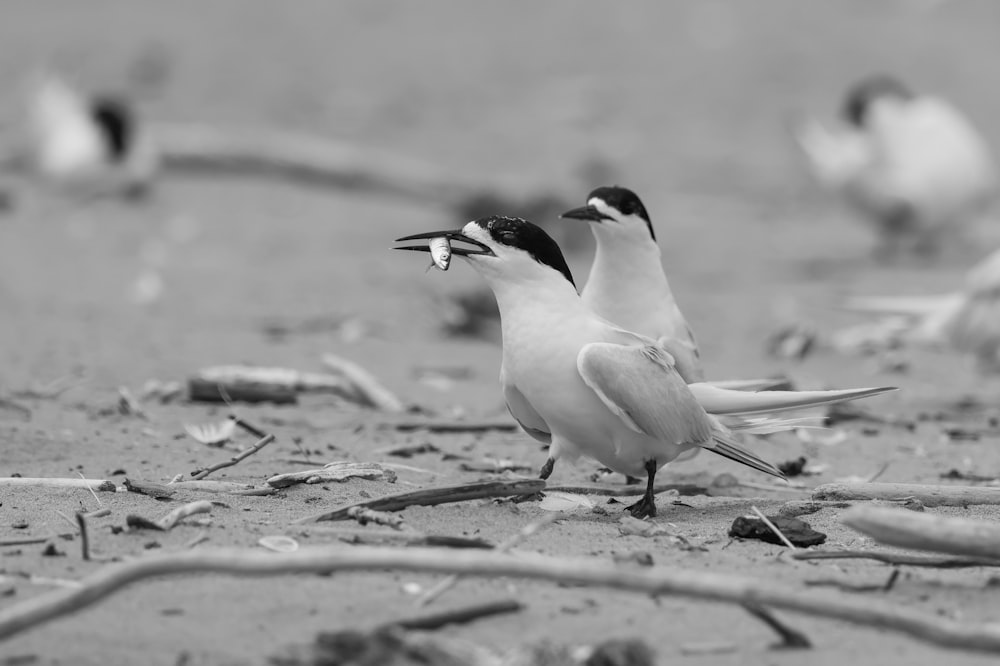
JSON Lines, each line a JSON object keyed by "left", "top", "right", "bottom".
{"left": 4, "top": 1, "right": 1000, "bottom": 664}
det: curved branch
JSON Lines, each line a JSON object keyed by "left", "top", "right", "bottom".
{"left": 1, "top": 546, "right": 1000, "bottom": 652}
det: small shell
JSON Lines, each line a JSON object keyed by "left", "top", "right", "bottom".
{"left": 429, "top": 236, "right": 451, "bottom": 271}
{"left": 258, "top": 535, "right": 299, "bottom": 553}
{"left": 184, "top": 419, "right": 236, "bottom": 446}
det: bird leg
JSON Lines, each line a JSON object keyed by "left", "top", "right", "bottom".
{"left": 538, "top": 457, "right": 555, "bottom": 480}
{"left": 625, "top": 459, "right": 658, "bottom": 518}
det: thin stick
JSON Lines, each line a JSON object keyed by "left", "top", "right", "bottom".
{"left": 77, "top": 472, "right": 103, "bottom": 508}
{"left": 386, "top": 599, "right": 523, "bottom": 631}
{"left": 418, "top": 514, "right": 558, "bottom": 606}
{"left": 74, "top": 513, "right": 90, "bottom": 561}
{"left": 751, "top": 506, "right": 796, "bottom": 550}
{"left": 167, "top": 480, "right": 277, "bottom": 496}
{"left": 3, "top": 546, "right": 1000, "bottom": 652}
{"left": 227, "top": 414, "right": 268, "bottom": 439}
{"left": 742, "top": 603, "right": 811, "bottom": 648}
{"left": 294, "top": 479, "right": 546, "bottom": 524}
{"left": 158, "top": 501, "right": 213, "bottom": 531}
{"left": 321, "top": 354, "right": 406, "bottom": 413}
{"left": 0, "top": 478, "right": 115, "bottom": 491}
{"left": 0, "top": 534, "right": 75, "bottom": 547}
{"left": 54, "top": 511, "right": 80, "bottom": 534}
{"left": 390, "top": 420, "right": 519, "bottom": 433}
{"left": 814, "top": 482, "right": 1000, "bottom": 507}
{"left": 791, "top": 549, "right": 1000, "bottom": 568}
{"left": 842, "top": 505, "right": 1000, "bottom": 560}
{"left": 190, "top": 434, "right": 275, "bottom": 480}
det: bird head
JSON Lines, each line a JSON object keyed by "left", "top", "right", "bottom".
{"left": 842, "top": 74, "right": 914, "bottom": 129}
{"left": 560, "top": 185, "right": 656, "bottom": 242}
{"left": 395, "top": 215, "right": 576, "bottom": 289}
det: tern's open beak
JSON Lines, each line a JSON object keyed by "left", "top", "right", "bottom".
{"left": 559, "top": 205, "right": 612, "bottom": 222}
{"left": 394, "top": 229, "right": 494, "bottom": 256}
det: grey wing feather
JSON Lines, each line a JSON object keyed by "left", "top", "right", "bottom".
{"left": 577, "top": 342, "right": 713, "bottom": 444}
{"left": 501, "top": 365, "right": 551, "bottom": 443}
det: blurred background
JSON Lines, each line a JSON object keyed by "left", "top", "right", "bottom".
{"left": 1, "top": 0, "right": 998, "bottom": 407}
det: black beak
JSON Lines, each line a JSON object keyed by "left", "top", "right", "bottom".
{"left": 560, "top": 205, "right": 613, "bottom": 222}
{"left": 394, "top": 229, "right": 494, "bottom": 257}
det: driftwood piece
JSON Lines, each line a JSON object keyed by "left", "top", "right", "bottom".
{"left": 5, "top": 546, "right": 1000, "bottom": 652}
{"left": 190, "top": 434, "right": 275, "bottom": 481}
{"left": 0, "top": 534, "right": 75, "bottom": 547}
{"left": 792, "top": 549, "right": 1000, "bottom": 568}
{"left": 267, "top": 462, "right": 396, "bottom": 488}
{"left": 298, "top": 526, "right": 492, "bottom": 549}
{"left": 813, "top": 482, "right": 1000, "bottom": 507}
{"left": 167, "top": 480, "right": 277, "bottom": 496}
{"left": 842, "top": 505, "right": 1000, "bottom": 560}
{"left": 126, "top": 501, "right": 213, "bottom": 532}
{"left": 152, "top": 123, "right": 486, "bottom": 206}
{"left": 0, "top": 478, "right": 115, "bottom": 492}
{"left": 293, "top": 479, "right": 546, "bottom": 524}
{"left": 321, "top": 354, "right": 405, "bottom": 412}
{"left": 385, "top": 599, "right": 524, "bottom": 631}
{"left": 388, "top": 419, "right": 519, "bottom": 434}
{"left": 123, "top": 478, "right": 175, "bottom": 499}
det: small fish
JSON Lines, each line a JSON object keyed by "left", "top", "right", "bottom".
{"left": 429, "top": 236, "right": 451, "bottom": 271}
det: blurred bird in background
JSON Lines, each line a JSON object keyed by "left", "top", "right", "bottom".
{"left": 792, "top": 74, "right": 998, "bottom": 259}
{"left": 3, "top": 72, "right": 159, "bottom": 199}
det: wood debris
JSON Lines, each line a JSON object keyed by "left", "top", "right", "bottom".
{"left": 267, "top": 462, "right": 396, "bottom": 488}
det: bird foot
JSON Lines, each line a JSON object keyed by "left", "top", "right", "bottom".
{"left": 538, "top": 458, "right": 555, "bottom": 480}
{"left": 625, "top": 495, "right": 657, "bottom": 519}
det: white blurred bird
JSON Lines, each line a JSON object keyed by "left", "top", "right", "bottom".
{"left": 793, "top": 74, "right": 997, "bottom": 257}
{"left": 560, "top": 185, "right": 778, "bottom": 389}
{"left": 397, "top": 216, "right": 895, "bottom": 517}
{"left": 842, "top": 246, "right": 1000, "bottom": 371}
{"left": 14, "top": 72, "right": 158, "bottom": 198}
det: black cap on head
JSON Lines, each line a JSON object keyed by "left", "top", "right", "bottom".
{"left": 473, "top": 215, "right": 575, "bottom": 287}
{"left": 89, "top": 95, "right": 134, "bottom": 161}
{"left": 842, "top": 75, "right": 914, "bottom": 128}
{"left": 587, "top": 186, "right": 655, "bottom": 240}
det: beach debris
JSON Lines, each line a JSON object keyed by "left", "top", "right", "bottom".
{"left": 184, "top": 419, "right": 236, "bottom": 446}
{"left": 729, "top": 514, "right": 826, "bottom": 547}
{"left": 538, "top": 491, "right": 595, "bottom": 513}
{"left": 258, "top": 536, "right": 299, "bottom": 553}
{"left": 125, "top": 500, "right": 212, "bottom": 532}
{"left": 267, "top": 462, "right": 396, "bottom": 488}
{"left": 294, "top": 479, "right": 545, "bottom": 524}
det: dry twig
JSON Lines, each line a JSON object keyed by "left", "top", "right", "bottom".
{"left": 74, "top": 513, "right": 90, "bottom": 561}
{"left": 813, "top": 482, "right": 1000, "bottom": 507}
{"left": 0, "top": 478, "right": 115, "bottom": 491}
{"left": 190, "top": 434, "right": 275, "bottom": 480}
{"left": 742, "top": 603, "right": 811, "bottom": 648}
{"left": 385, "top": 599, "right": 523, "bottom": 631}
{"left": 126, "top": 501, "right": 212, "bottom": 532}
{"left": 751, "top": 506, "right": 796, "bottom": 550}
{"left": 321, "top": 354, "right": 406, "bottom": 412}
{"left": 842, "top": 505, "right": 1000, "bottom": 560}
{"left": 791, "top": 549, "right": 1000, "bottom": 568}
{"left": 294, "top": 479, "right": 545, "bottom": 524}
{"left": 4, "top": 546, "right": 1000, "bottom": 651}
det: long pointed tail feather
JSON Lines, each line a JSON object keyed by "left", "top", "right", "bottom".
{"left": 705, "top": 430, "right": 786, "bottom": 480}
{"left": 690, "top": 384, "right": 897, "bottom": 417}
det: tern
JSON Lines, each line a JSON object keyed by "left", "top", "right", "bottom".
{"left": 15, "top": 73, "right": 158, "bottom": 198}
{"left": 560, "top": 185, "right": 777, "bottom": 389}
{"left": 396, "top": 216, "right": 896, "bottom": 517}
{"left": 793, "top": 74, "right": 997, "bottom": 257}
